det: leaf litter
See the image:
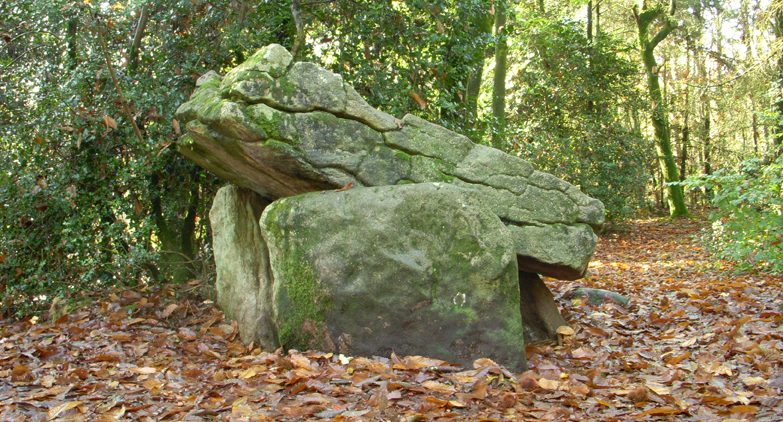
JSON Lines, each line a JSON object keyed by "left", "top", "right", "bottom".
{"left": 1, "top": 218, "right": 781, "bottom": 420}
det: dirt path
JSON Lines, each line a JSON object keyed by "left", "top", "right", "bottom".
{"left": 1, "top": 219, "right": 781, "bottom": 420}
{"left": 546, "top": 218, "right": 783, "bottom": 420}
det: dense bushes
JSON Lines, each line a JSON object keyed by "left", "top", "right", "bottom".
{"left": 0, "top": 0, "right": 294, "bottom": 315}
{"left": 685, "top": 156, "right": 783, "bottom": 273}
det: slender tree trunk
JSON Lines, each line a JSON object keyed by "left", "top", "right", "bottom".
{"left": 753, "top": 110, "right": 759, "bottom": 155}
{"left": 128, "top": 3, "right": 149, "bottom": 73}
{"left": 587, "top": 1, "right": 593, "bottom": 43}
{"left": 586, "top": 1, "right": 594, "bottom": 112}
{"left": 595, "top": 0, "right": 601, "bottom": 38}
{"left": 703, "top": 114, "right": 711, "bottom": 175}
{"left": 680, "top": 110, "right": 689, "bottom": 181}
{"left": 537, "top": 0, "right": 545, "bottom": 14}
{"left": 491, "top": 0, "right": 508, "bottom": 149}
{"left": 771, "top": 8, "right": 783, "bottom": 158}
{"left": 465, "top": 14, "right": 493, "bottom": 124}
{"left": 66, "top": 18, "right": 78, "bottom": 70}
{"left": 634, "top": 1, "right": 688, "bottom": 217}
{"left": 291, "top": 0, "right": 306, "bottom": 60}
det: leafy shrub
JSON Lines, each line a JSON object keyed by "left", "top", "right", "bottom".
{"left": 684, "top": 157, "right": 783, "bottom": 273}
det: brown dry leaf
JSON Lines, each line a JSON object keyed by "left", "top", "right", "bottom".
{"left": 567, "top": 380, "right": 591, "bottom": 397}
{"left": 571, "top": 346, "right": 595, "bottom": 360}
{"left": 130, "top": 366, "right": 157, "bottom": 375}
{"left": 90, "top": 352, "right": 121, "bottom": 363}
{"left": 422, "top": 380, "right": 456, "bottom": 394}
{"left": 25, "top": 386, "right": 69, "bottom": 401}
{"left": 289, "top": 353, "right": 313, "bottom": 370}
{"left": 635, "top": 406, "right": 683, "bottom": 417}
{"left": 628, "top": 386, "right": 648, "bottom": 403}
{"left": 517, "top": 371, "right": 539, "bottom": 391}
{"left": 103, "top": 115, "right": 118, "bottom": 130}
{"left": 11, "top": 364, "right": 31, "bottom": 381}
{"left": 160, "top": 303, "right": 178, "bottom": 318}
{"left": 142, "top": 378, "right": 164, "bottom": 392}
{"left": 538, "top": 378, "right": 561, "bottom": 391}
{"left": 177, "top": 327, "right": 197, "bottom": 341}
{"left": 48, "top": 401, "right": 82, "bottom": 420}
{"left": 498, "top": 392, "right": 516, "bottom": 409}
{"left": 664, "top": 350, "right": 691, "bottom": 365}
{"left": 393, "top": 355, "right": 445, "bottom": 371}
{"left": 729, "top": 405, "right": 758, "bottom": 414}
{"left": 742, "top": 376, "right": 766, "bottom": 387}
{"left": 239, "top": 365, "right": 265, "bottom": 379}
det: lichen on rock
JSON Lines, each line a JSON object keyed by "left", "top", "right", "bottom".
{"left": 176, "top": 43, "right": 604, "bottom": 280}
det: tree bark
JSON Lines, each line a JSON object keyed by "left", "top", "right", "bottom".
{"left": 66, "top": 18, "right": 78, "bottom": 70}
{"left": 771, "top": 7, "right": 783, "bottom": 158}
{"left": 680, "top": 110, "right": 689, "bottom": 181}
{"left": 587, "top": 1, "right": 593, "bottom": 44}
{"left": 491, "top": 0, "right": 508, "bottom": 149}
{"left": 595, "top": 0, "right": 601, "bottom": 38}
{"left": 128, "top": 3, "right": 149, "bottom": 73}
{"left": 291, "top": 0, "right": 306, "bottom": 60}
{"left": 634, "top": 1, "right": 688, "bottom": 217}
{"left": 465, "top": 13, "right": 493, "bottom": 127}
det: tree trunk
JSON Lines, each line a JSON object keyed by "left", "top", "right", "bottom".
{"left": 595, "top": 0, "right": 600, "bottom": 38}
{"left": 771, "top": 8, "right": 783, "bottom": 158}
{"left": 587, "top": 1, "right": 593, "bottom": 44}
{"left": 128, "top": 3, "right": 149, "bottom": 73}
{"left": 753, "top": 110, "right": 759, "bottom": 155}
{"left": 291, "top": 0, "right": 306, "bottom": 60}
{"left": 703, "top": 115, "right": 711, "bottom": 175}
{"left": 66, "top": 18, "right": 78, "bottom": 70}
{"left": 465, "top": 13, "right": 493, "bottom": 129}
{"left": 491, "top": 0, "right": 508, "bottom": 149}
{"left": 634, "top": 1, "right": 688, "bottom": 217}
{"left": 680, "top": 111, "right": 688, "bottom": 181}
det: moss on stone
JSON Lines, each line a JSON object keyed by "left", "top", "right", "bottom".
{"left": 393, "top": 150, "right": 413, "bottom": 162}
{"left": 262, "top": 201, "right": 332, "bottom": 349}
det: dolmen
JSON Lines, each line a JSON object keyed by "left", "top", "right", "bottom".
{"left": 175, "top": 44, "right": 605, "bottom": 370}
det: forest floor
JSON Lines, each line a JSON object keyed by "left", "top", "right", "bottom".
{"left": 1, "top": 218, "right": 782, "bottom": 421}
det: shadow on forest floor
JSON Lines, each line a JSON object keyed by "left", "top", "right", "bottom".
{"left": 1, "top": 218, "right": 781, "bottom": 420}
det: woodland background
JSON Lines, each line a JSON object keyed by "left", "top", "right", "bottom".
{"left": 1, "top": 0, "right": 782, "bottom": 316}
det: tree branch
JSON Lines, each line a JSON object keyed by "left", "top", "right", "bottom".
{"left": 128, "top": 3, "right": 150, "bottom": 73}
{"left": 649, "top": 18, "right": 676, "bottom": 50}
{"left": 291, "top": 0, "right": 305, "bottom": 60}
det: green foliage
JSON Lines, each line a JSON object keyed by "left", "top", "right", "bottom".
{"left": 307, "top": 0, "right": 493, "bottom": 135}
{"left": 684, "top": 157, "right": 783, "bottom": 273}
{"left": 0, "top": 0, "right": 294, "bottom": 315}
{"left": 504, "top": 16, "right": 653, "bottom": 219}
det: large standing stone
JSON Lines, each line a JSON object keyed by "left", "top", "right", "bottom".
{"left": 176, "top": 44, "right": 604, "bottom": 280}
{"left": 259, "top": 183, "right": 526, "bottom": 369}
{"left": 209, "top": 186, "right": 276, "bottom": 347}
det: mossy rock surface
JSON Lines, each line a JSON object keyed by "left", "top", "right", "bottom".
{"left": 176, "top": 44, "right": 605, "bottom": 280}
{"left": 259, "top": 183, "right": 527, "bottom": 370}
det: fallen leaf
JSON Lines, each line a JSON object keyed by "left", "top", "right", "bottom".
{"left": 742, "top": 376, "right": 766, "bottom": 387}
{"left": 130, "top": 366, "right": 157, "bottom": 375}
{"left": 635, "top": 406, "right": 683, "bottom": 417}
{"left": 538, "top": 378, "right": 561, "bottom": 390}
{"left": 48, "top": 401, "right": 82, "bottom": 420}
{"left": 729, "top": 405, "right": 758, "bottom": 414}
{"left": 160, "top": 303, "right": 178, "bottom": 318}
